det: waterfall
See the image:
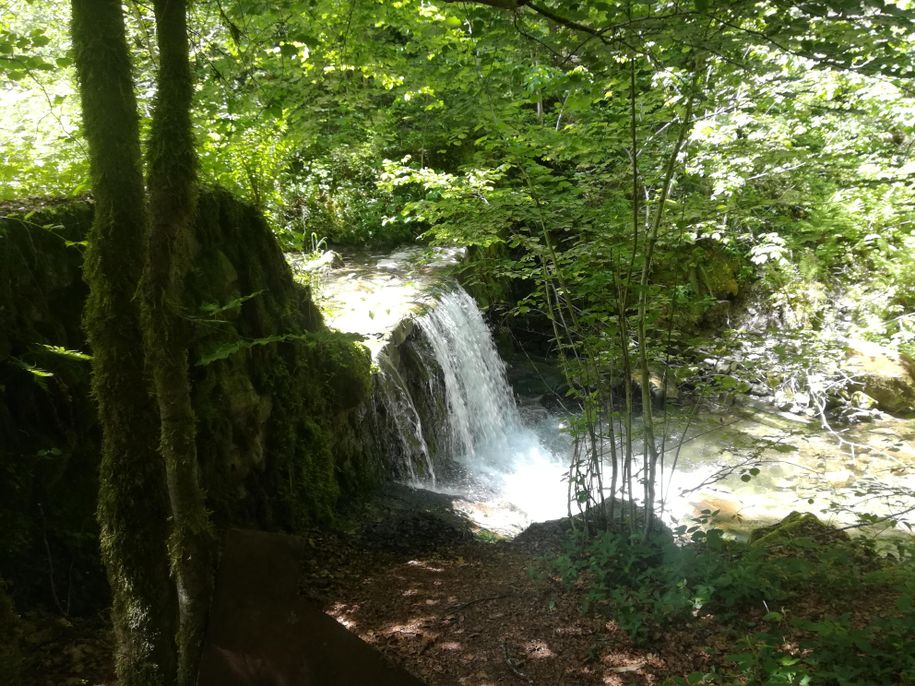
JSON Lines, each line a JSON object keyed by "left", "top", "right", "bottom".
{"left": 376, "top": 354, "right": 436, "bottom": 486}
{"left": 374, "top": 285, "right": 568, "bottom": 526}
{"left": 415, "top": 288, "right": 522, "bottom": 465}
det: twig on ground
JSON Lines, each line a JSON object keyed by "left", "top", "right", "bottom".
{"left": 447, "top": 592, "right": 511, "bottom": 612}
{"left": 501, "top": 640, "right": 532, "bottom": 684}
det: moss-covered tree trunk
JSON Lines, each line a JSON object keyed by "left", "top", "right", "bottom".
{"left": 69, "top": 1, "right": 178, "bottom": 684}
{"left": 141, "top": 1, "right": 213, "bottom": 684}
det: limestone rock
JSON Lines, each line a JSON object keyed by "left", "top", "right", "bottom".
{"left": 846, "top": 338, "right": 915, "bottom": 416}
{"left": 307, "top": 250, "right": 344, "bottom": 272}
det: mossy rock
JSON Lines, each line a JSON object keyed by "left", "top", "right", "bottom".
{"left": 0, "top": 200, "right": 103, "bottom": 614}
{"left": 845, "top": 339, "right": 915, "bottom": 417}
{"left": 182, "top": 189, "right": 376, "bottom": 530}
{"left": 750, "top": 511, "right": 849, "bottom": 549}
{"left": 649, "top": 240, "right": 747, "bottom": 333}
{"left": 690, "top": 245, "right": 740, "bottom": 300}
{"left": 1, "top": 190, "right": 376, "bottom": 614}
{"left": 314, "top": 331, "right": 372, "bottom": 412}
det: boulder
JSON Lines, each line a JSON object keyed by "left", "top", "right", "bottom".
{"left": 846, "top": 338, "right": 915, "bottom": 416}
{"left": 749, "top": 511, "right": 849, "bottom": 548}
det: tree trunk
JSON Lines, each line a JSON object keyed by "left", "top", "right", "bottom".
{"left": 70, "top": 1, "right": 178, "bottom": 684}
{"left": 142, "top": 1, "right": 214, "bottom": 683}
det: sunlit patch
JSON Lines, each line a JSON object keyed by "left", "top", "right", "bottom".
{"left": 600, "top": 649, "right": 665, "bottom": 683}
{"left": 439, "top": 641, "right": 463, "bottom": 651}
{"left": 554, "top": 624, "right": 591, "bottom": 637}
{"left": 523, "top": 639, "right": 555, "bottom": 659}
{"left": 288, "top": 246, "right": 464, "bottom": 360}
{"left": 327, "top": 601, "right": 360, "bottom": 630}
{"left": 406, "top": 559, "right": 444, "bottom": 572}
{"left": 381, "top": 616, "right": 435, "bottom": 638}
{"left": 602, "top": 659, "right": 646, "bottom": 672}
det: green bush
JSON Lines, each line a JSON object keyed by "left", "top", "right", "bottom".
{"left": 655, "top": 533, "right": 915, "bottom": 685}
{"left": 547, "top": 516, "right": 915, "bottom": 686}
{"left": 545, "top": 525, "right": 784, "bottom": 643}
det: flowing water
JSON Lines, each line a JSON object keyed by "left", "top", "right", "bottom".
{"left": 291, "top": 249, "right": 915, "bottom": 539}
{"left": 412, "top": 289, "right": 570, "bottom": 529}
{"left": 415, "top": 289, "right": 523, "bottom": 465}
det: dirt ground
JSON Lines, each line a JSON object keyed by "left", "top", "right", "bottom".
{"left": 315, "top": 538, "right": 720, "bottom": 685}
{"left": 23, "top": 483, "right": 900, "bottom": 685}
{"left": 295, "top": 488, "right": 741, "bottom": 686}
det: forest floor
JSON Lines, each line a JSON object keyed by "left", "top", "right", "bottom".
{"left": 296, "top": 487, "right": 743, "bottom": 685}
{"left": 23, "top": 483, "right": 907, "bottom": 686}
{"left": 22, "top": 530, "right": 725, "bottom": 686}
{"left": 303, "top": 483, "right": 909, "bottom": 685}
{"left": 308, "top": 532, "right": 721, "bottom": 685}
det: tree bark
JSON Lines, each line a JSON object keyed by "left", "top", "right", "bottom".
{"left": 70, "top": 1, "right": 178, "bottom": 684}
{"left": 142, "top": 1, "right": 214, "bottom": 684}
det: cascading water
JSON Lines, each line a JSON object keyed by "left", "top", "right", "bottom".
{"left": 376, "top": 285, "right": 570, "bottom": 529}
{"left": 416, "top": 289, "right": 522, "bottom": 465}
{"left": 376, "top": 354, "right": 437, "bottom": 486}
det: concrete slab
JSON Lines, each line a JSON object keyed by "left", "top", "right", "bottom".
{"left": 198, "top": 528, "right": 425, "bottom": 686}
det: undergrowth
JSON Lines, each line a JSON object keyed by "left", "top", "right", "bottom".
{"left": 538, "top": 518, "right": 915, "bottom": 685}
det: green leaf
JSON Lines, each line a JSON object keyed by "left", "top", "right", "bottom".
{"left": 199, "top": 289, "right": 265, "bottom": 316}
{"left": 36, "top": 344, "right": 92, "bottom": 361}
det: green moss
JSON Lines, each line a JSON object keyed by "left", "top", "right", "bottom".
{"left": 2, "top": 189, "right": 377, "bottom": 628}
{"left": 186, "top": 190, "right": 373, "bottom": 531}
{"left": 311, "top": 330, "right": 372, "bottom": 411}
{"left": 0, "top": 200, "right": 107, "bottom": 613}
{"left": 696, "top": 256, "right": 739, "bottom": 299}
{"left": 647, "top": 240, "right": 747, "bottom": 332}
{"left": 675, "top": 243, "right": 743, "bottom": 303}
{"left": 750, "top": 511, "right": 849, "bottom": 548}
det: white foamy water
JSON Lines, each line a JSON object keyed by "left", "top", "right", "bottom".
{"left": 407, "top": 288, "right": 568, "bottom": 528}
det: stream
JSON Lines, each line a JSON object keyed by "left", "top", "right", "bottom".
{"left": 289, "top": 248, "right": 915, "bottom": 541}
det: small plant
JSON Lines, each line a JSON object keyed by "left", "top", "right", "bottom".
{"left": 308, "top": 231, "right": 327, "bottom": 257}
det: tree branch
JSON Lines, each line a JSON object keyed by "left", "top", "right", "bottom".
{"left": 441, "top": 0, "right": 528, "bottom": 8}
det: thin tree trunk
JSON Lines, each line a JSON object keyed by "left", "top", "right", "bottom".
{"left": 70, "top": 1, "right": 178, "bottom": 683}
{"left": 638, "top": 74, "right": 699, "bottom": 538}
{"left": 142, "top": 1, "right": 214, "bottom": 684}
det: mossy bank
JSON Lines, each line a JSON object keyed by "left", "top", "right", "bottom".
{"left": 0, "top": 190, "right": 376, "bottom": 618}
